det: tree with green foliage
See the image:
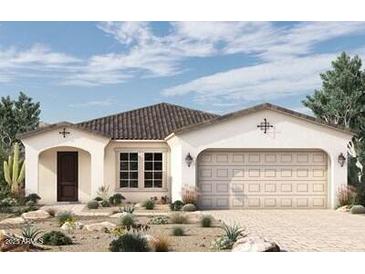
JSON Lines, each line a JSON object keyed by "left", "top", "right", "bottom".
{"left": 303, "top": 52, "right": 365, "bottom": 184}
{"left": 0, "top": 92, "right": 41, "bottom": 150}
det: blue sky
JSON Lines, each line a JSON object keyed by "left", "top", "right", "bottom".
{"left": 1, "top": 21, "right": 365, "bottom": 123}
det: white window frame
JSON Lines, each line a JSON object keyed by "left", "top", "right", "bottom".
{"left": 115, "top": 148, "right": 167, "bottom": 192}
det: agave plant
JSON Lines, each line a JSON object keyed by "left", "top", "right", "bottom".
{"left": 21, "top": 224, "right": 44, "bottom": 245}
{"left": 3, "top": 142, "right": 25, "bottom": 194}
{"left": 221, "top": 222, "right": 246, "bottom": 242}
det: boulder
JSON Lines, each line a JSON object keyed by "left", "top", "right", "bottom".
{"left": 232, "top": 236, "right": 280, "bottom": 252}
{"left": 109, "top": 212, "right": 128, "bottom": 218}
{"left": 84, "top": 221, "right": 116, "bottom": 232}
{"left": 61, "top": 221, "right": 84, "bottom": 231}
{"left": 350, "top": 205, "right": 365, "bottom": 214}
{"left": 336, "top": 205, "right": 351, "bottom": 212}
{"left": 182, "top": 203, "right": 197, "bottom": 212}
{"left": 22, "top": 210, "right": 51, "bottom": 220}
{"left": 0, "top": 217, "right": 26, "bottom": 225}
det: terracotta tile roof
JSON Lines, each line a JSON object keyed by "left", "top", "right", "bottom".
{"left": 77, "top": 102, "right": 219, "bottom": 140}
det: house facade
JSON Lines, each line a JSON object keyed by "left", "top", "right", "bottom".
{"left": 20, "top": 103, "right": 353, "bottom": 209}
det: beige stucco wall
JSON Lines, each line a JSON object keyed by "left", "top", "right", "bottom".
{"left": 167, "top": 109, "right": 353, "bottom": 208}
{"left": 38, "top": 147, "right": 91, "bottom": 203}
{"left": 104, "top": 141, "right": 171, "bottom": 203}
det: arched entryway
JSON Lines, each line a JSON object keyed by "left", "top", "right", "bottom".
{"left": 38, "top": 146, "right": 91, "bottom": 203}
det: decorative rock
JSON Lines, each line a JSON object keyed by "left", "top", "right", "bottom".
{"left": 336, "top": 205, "right": 351, "bottom": 212}
{"left": 22, "top": 210, "right": 51, "bottom": 220}
{"left": 232, "top": 236, "right": 280, "bottom": 252}
{"left": 94, "top": 236, "right": 100, "bottom": 239}
{"left": 350, "top": 205, "right": 365, "bottom": 214}
{"left": 110, "top": 212, "right": 128, "bottom": 218}
{"left": 0, "top": 217, "right": 25, "bottom": 225}
{"left": 61, "top": 221, "right": 83, "bottom": 231}
{"left": 182, "top": 203, "right": 197, "bottom": 212}
{"left": 143, "top": 234, "right": 156, "bottom": 243}
{"left": 84, "top": 221, "right": 116, "bottom": 232}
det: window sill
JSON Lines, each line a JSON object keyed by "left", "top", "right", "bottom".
{"left": 115, "top": 188, "right": 168, "bottom": 193}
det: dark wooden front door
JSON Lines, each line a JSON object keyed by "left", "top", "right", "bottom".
{"left": 57, "top": 152, "right": 78, "bottom": 201}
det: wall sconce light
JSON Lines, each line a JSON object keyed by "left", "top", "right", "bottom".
{"left": 185, "top": 153, "right": 193, "bottom": 167}
{"left": 338, "top": 153, "right": 346, "bottom": 167}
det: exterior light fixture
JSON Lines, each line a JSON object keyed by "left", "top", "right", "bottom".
{"left": 338, "top": 153, "right": 346, "bottom": 167}
{"left": 185, "top": 153, "right": 193, "bottom": 167}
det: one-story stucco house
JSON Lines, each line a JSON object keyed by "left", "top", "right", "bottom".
{"left": 19, "top": 102, "right": 353, "bottom": 209}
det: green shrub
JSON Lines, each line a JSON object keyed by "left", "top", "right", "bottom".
{"left": 109, "top": 193, "right": 125, "bottom": 206}
{"left": 120, "top": 214, "right": 135, "bottom": 227}
{"left": 350, "top": 205, "right": 365, "bottom": 214}
{"left": 149, "top": 216, "right": 169, "bottom": 225}
{"left": 109, "top": 233, "right": 150, "bottom": 252}
{"left": 169, "top": 213, "right": 187, "bottom": 224}
{"left": 42, "top": 231, "right": 73, "bottom": 246}
{"left": 143, "top": 199, "right": 155, "bottom": 210}
{"left": 122, "top": 204, "right": 135, "bottom": 214}
{"left": 0, "top": 197, "right": 18, "bottom": 207}
{"left": 57, "top": 211, "right": 76, "bottom": 226}
{"left": 182, "top": 203, "right": 197, "bottom": 212}
{"left": 100, "top": 200, "right": 111, "bottom": 207}
{"left": 221, "top": 223, "right": 246, "bottom": 242}
{"left": 25, "top": 193, "right": 41, "bottom": 204}
{"left": 170, "top": 200, "right": 184, "bottom": 211}
{"left": 355, "top": 184, "right": 365, "bottom": 206}
{"left": 172, "top": 226, "right": 185, "bottom": 236}
{"left": 201, "top": 215, "right": 213, "bottom": 227}
{"left": 94, "top": 196, "right": 103, "bottom": 201}
{"left": 87, "top": 200, "right": 99, "bottom": 209}
{"left": 211, "top": 235, "right": 234, "bottom": 250}
{"left": 21, "top": 224, "right": 44, "bottom": 243}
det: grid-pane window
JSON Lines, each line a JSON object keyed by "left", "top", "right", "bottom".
{"left": 144, "top": 153, "right": 163, "bottom": 188}
{"left": 120, "top": 153, "right": 138, "bottom": 188}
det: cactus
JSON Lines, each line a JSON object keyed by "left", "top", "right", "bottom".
{"left": 3, "top": 142, "right": 25, "bottom": 194}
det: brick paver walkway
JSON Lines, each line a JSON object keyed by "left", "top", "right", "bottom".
{"left": 206, "top": 210, "right": 365, "bottom": 251}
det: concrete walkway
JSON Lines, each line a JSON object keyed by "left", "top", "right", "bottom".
{"left": 206, "top": 209, "right": 365, "bottom": 251}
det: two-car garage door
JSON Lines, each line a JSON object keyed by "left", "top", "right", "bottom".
{"left": 198, "top": 150, "right": 328, "bottom": 209}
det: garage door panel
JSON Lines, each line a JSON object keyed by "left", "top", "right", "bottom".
{"left": 198, "top": 150, "right": 328, "bottom": 209}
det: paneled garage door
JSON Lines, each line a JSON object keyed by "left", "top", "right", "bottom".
{"left": 198, "top": 150, "right": 328, "bottom": 209}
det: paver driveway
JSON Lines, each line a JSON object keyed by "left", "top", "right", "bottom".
{"left": 206, "top": 209, "right": 365, "bottom": 251}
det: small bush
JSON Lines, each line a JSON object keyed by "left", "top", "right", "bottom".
{"left": 355, "top": 184, "right": 365, "bottom": 206}
{"left": 122, "top": 204, "right": 135, "bottom": 214}
{"left": 0, "top": 197, "right": 18, "bottom": 207}
{"left": 337, "top": 185, "right": 357, "bottom": 207}
{"left": 211, "top": 235, "right": 234, "bottom": 250}
{"left": 94, "top": 196, "right": 103, "bottom": 201}
{"left": 350, "top": 205, "right": 365, "bottom": 214}
{"left": 172, "top": 226, "right": 185, "bottom": 236}
{"left": 170, "top": 200, "right": 184, "bottom": 211}
{"left": 109, "top": 233, "right": 150, "bottom": 252}
{"left": 110, "top": 226, "right": 126, "bottom": 237}
{"left": 25, "top": 193, "right": 41, "bottom": 204}
{"left": 100, "top": 200, "right": 111, "bottom": 207}
{"left": 169, "top": 213, "right": 188, "bottom": 224}
{"left": 143, "top": 199, "right": 155, "bottom": 210}
{"left": 181, "top": 185, "right": 199, "bottom": 205}
{"left": 96, "top": 186, "right": 110, "bottom": 201}
{"left": 87, "top": 200, "right": 99, "bottom": 209}
{"left": 152, "top": 236, "right": 170, "bottom": 252}
{"left": 42, "top": 231, "right": 73, "bottom": 246}
{"left": 120, "top": 214, "right": 135, "bottom": 227}
{"left": 201, "top": 215, "right": 213, "bottom": 227}
{"left": 149, "top": 216, "right": 169, "bottom": 225}
{"left": 221, "top": 223, "right": 246, "bottom": 242}
{"left": 57, "top": 211, "right": 76, "bottom": 226}
{"left": 109, "top": 193, "right": 125, "bottom": 206}
{"left": 182, "top": 203, "right": 197, "bottom": 212}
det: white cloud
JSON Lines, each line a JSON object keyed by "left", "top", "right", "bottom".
{"left": 163, "top": 54, "right": 336, "bottom": 103}
{"left": 68, "top": 98, "right": 114, "bottom": 108}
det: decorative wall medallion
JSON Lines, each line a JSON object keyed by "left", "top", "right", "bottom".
{"left": 257, "top": 118, "right": 273, "bottom": 134}
{"left": 59, "top": 128, "right": 70, "bottom": 138}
